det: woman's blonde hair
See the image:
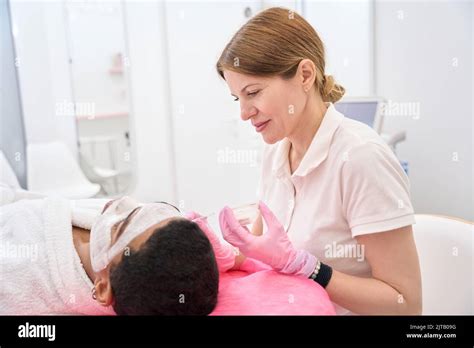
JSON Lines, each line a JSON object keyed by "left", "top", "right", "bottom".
{"left": 216, "top": 7, "right": 345, "bottom": 103}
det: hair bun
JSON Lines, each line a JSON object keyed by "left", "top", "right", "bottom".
{"left": 322, "top": 74, "right": 345, "bottom": 103}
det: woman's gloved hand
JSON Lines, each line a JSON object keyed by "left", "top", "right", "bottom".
{"left": 219, "top": 201, "right": 317, "bottom": 277}
{"left": 184, "top": 211, "right": 238, "bottom": 272}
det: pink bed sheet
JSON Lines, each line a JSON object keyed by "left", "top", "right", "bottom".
{"left": 211, "top": 258, "right": 335, "bottom": 315}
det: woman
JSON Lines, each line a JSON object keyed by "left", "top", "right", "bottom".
{"left": 216, "top": 7, "right": 422, "bottom": 315}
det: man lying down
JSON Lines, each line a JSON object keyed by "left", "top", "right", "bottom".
{"left": 0, "top": 189, "right": 334, "bottom": 315}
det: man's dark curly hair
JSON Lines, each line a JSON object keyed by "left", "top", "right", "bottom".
{"left": 109, "top": 219, "right": 219, "bottom": 315}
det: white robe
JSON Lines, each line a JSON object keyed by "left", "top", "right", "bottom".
{"left": 0, "top": 191, "right": 114, "bottom": 315}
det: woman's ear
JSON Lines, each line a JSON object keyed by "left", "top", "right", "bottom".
{"left": 298, "top": 59, "right": 316, "bottom": 92}
{"left": 94, "top": 270, "right": 114, "bottom": 307}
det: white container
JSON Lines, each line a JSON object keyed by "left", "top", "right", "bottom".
{"left": 232, "top": 203, "right": 259, "bottom": 226}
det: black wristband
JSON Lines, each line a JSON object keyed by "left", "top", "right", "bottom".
{"left": 313, "top": 262, "right": 333, "bottom": 288}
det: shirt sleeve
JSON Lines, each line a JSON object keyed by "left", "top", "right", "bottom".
{"left": 341, "top": 141, "right": 415, "bottom": 237}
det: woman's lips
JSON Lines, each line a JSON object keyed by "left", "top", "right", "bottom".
{"left": 254, "top": 120, "right": 270, "bottom": 133}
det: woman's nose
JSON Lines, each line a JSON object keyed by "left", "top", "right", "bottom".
{"left": 240, "top": 103, "right": 257, "bottom": 121}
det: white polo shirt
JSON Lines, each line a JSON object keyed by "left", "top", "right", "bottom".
{"left": 257, "top": 103, "right": 415, "bottom": 315}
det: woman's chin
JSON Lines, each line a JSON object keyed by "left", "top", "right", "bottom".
{"left": 261, "top": 132, "right": 281, "bottom": 145}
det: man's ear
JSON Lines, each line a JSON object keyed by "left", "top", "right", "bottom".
{"left": 297, "top": 59, "right": 316, "bottom": 91}
{"left": 94, "top": 269, "right": 114, "bottom": 307}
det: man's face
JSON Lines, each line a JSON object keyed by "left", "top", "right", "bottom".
{"left": 92, "top": 197, "right": 184, "bottom": 272}
{"left": 91, "top": 197, "right": 185, "bottom": 308}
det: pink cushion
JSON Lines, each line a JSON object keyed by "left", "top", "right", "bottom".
{"left": 211, "top": 258, "right": 335, "bottom": 315}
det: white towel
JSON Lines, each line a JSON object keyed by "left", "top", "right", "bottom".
{"left": 0, "top": 183, "right": 47, "bottom": 207}
{"left": 0, "top": 196, "right": 115, "bottom": 315}
{"left": 0, "top": 184, "right": 109, "bottom": 230}
{"left": 70, "top": 198, "right": 110, "bottom": 230}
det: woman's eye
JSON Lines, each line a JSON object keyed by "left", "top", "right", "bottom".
{"left": 232, "top": 90, "right": 259, "bottom": 101}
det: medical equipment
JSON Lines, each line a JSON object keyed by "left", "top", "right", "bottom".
{"left": 380, "top": 130, "right": 406, "bottom": 153}
{"left": 219, "top": 202, "right": 318, "bottom": 277}
{"left": 199, "top": 203, "right": 259, "bottom": 226}
{"left": 90, "top": 196, "right": 182, "bottom": 272}
{"left": 334, "top": 97, "right": 385, "bottom": 134}
{"left": 231, "top": 203, "right": 259, "bottom": 225}
{"left": 335, "top": 97, "right": 407, "bottom": 157}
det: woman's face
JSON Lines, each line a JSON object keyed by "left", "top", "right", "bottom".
{"left": 223, "top": 70, "right": 308, "bottom": 144}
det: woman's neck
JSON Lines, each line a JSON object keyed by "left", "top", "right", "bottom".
{"left": 288, "top": 96, "right": 327, "bottom": 172}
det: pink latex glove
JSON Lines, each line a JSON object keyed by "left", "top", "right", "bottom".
{"left": 219, "top": 201, "right": 317, "bottom": 277}
{"left": 184, "top": 211, "right": 237, "bottom": 272}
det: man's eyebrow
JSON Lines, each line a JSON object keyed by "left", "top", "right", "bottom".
{"left": 102, "top": 199, "right": 117, "bottom": 214}
{"left": 231, "top": 83, "right": 260, "bottom": 97}
{"left": 113, "top": 206, "right": 142, "bottom": 243}
{"left": 154, "top": 201, "right": 180, "bottom": 212}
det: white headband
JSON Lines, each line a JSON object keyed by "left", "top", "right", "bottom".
{"left": 90, "top": 196, "right": 182, "bottom": 272}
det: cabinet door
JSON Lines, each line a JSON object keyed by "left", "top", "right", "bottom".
{"left": 165, "top": 1, "right": 263, "bottom": 215}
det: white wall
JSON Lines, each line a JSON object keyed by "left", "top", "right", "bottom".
{"left": 375, "top": 0, "right": 473, "bottom": 221}
{"left": 164, "top": 1, "right": 264, "bottom": 215}
{"left": 66, "top": 1, "right": 129, "bottom": 116}
{"left": 10, "top": 0, "right": 77, "bottom": 155}
{"left": 10, "top": 0, "right": 471, "bottom": 221}
{"left": 124, "top": 0, "right": 177, "bottom": 203}
{"left": 304, "top": 0, "right": 374, "bottom": 96}
{"left": 161, "top": 0, "right": 375, "bottom": 216}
